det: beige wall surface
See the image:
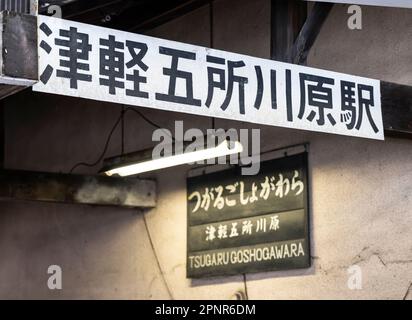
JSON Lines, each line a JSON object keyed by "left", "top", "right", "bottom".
{"left": 0, "top": 0, "right": 411, "bottom": 299}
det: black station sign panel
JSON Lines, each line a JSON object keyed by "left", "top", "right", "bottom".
{"left": 186, "top": 152, "right": 310, "bottom": 278}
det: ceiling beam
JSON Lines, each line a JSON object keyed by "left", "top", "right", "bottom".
{"left": 0, "top": 170, "right": 157, "bottom": 208}
{"left": 128, "top": 0, "right": 209, "bottom": 33}
{"left": 39, "top": 0, "right": 123, "bottom": 18}
{"left": 271, "top": 0, "right": 307, "bottom": 62}
{"left": 381, "top": 81, "right": 412, "bottom": 139}
{"left": 63, "top": 0, "right": 125, "bottom": 19}
{"left": 288, "top": 2, "right": 334, "bottom": 65}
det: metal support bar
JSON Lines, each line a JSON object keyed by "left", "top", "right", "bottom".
{"left": 0, "top": 11, "right": 38, "bottom": 100}
{"left": 0, "top": 170, "right": 157, "bottom": 208}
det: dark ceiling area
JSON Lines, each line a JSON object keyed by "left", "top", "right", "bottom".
{"left": 38, "top": 0, "right": 209, "bottom": 33}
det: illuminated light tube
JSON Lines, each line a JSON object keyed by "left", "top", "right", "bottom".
{"left": 103, "top": 140, "right": 243, "bottom": 177}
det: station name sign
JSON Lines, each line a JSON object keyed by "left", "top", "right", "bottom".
{"left": 34, "top": 15, "right": 384, "bottom": 140}
{"left": 186, "top": 153, "right": 310, "bottom": 278}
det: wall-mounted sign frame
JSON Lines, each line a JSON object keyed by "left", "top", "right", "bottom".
{"left": 34, "top": 15, "right": 384, "bottom": 140}
{"left": 186, "top": 152, "right": 310, "bottom": 278}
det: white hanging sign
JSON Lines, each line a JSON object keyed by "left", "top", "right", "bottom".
{"left": 33, "top": 15, "right": 384, "bottom": 140}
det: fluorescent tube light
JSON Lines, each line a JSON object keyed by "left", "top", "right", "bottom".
{"left": 103, "top": 139, "right": 243, "bottom": 177}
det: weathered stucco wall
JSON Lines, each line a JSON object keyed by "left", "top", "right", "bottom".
{"left": 0, "top": 0, "right": 411, "bottom": 299}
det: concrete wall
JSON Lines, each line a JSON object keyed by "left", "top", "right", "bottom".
{"left": 0, "top": 0, "right": 411, "bottom": 299}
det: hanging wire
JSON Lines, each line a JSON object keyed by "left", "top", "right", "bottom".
{"left": 209, "top": 0, "right": 217, "bottom": 133}
{"left": 243, "top": 273, "right": 249, "bottom": 300}
{"left": 143, "top": 214, "right": 174, "bottom": 300}
{"left": 68, "top": 106, "right": 175, "bottom": 174}
{"left": 68, "top": 112, "right": 123, "bottom": 174}
{"left": 121, "top": 105, "right": 125, "bottom": 155}
{"left": 126, "top": 107, "right": 175, "bottom": 141}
